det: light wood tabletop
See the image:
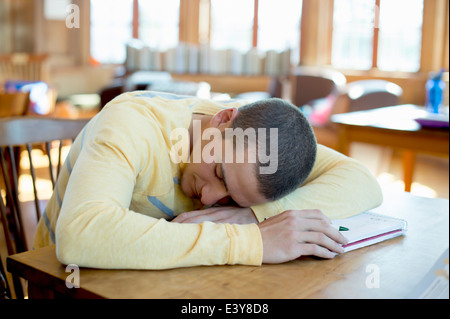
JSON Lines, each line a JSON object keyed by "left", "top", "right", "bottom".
{"left": 7, "top": 191, "right": 449, "bottom": 299}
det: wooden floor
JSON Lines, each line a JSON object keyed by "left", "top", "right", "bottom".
{"left": 349, "top": 142, "right": 449, "bottom": 199}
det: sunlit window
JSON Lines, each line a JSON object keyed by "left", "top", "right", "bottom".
{"left": 44, "top": 0, "right": 71, "bottom": 20}
{"left": 377, "top": 0, "right": 423, "bottom": 72}
{"left": 332, "top": 0, "right": 424, "bottom": 72}
{"left": 258, "top": 0, "right": 302, "bottom": 65}
{"left": 332, "top": 0, "right": 375, "bottom": 70}
{"left": 210, "top": 0, "right": 254, "bottom": 52}
{"left": 138, "top": 0, "right": 180, "bottom": 50}
{"left": 90, "top": 0, "right": 133, "bottom": 64}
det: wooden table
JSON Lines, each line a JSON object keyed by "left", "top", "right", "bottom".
{"left": 6, "top": 191, "right": 449, "bottom": 299}
{"left": 332, "top": 104, "right": 449, "bottom": 192}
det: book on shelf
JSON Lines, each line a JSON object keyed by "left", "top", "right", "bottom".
{"left": 125, "top": 41, "right": 294, "bottom": 76}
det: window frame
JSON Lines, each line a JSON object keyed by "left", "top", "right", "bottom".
{"left": 331, "top": 0, "right": 424, "bottom": 72}
{"left": 88, "top": 0, "right": 447, "bottom": 76}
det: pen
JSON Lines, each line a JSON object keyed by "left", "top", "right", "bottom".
{"left": 333, "top": 225, "right": 349, "bottom": 231}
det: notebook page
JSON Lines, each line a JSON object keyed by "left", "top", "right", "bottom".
{"left": 332, "top": 212, "right": 407, "bottom": 244}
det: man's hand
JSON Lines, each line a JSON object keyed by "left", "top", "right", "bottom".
{"left": 172, "top": 206, "right": 258, "bottom": 224}
{"left": 258, "top": 209, "right": 348, "bottom": 263}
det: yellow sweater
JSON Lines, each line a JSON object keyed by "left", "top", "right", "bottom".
{"left": 34, "top": 91, "right": 382, "bottom": 269}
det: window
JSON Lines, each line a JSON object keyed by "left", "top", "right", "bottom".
{"left": 258, "top": 0, "right": 302, "bottom": 65}
{"left": 209, "top": 0, "right": 302, "bottom": 69}
{"left": 90, "top": 0, "right": 180, "bottom": 64}
{"left": 89, "top": 0, "right": 304, "bottom": 70}
{"left": 44, "top": 0, "right": 72, "bottom": 20}
{"left": 210, "top": 0, "right": 254, "bottom": 52}
{"left": 90, "top": 0, "right": 133, "bottom": 64}
{"left": 332, "top": 0, "right": 375, "bottom": 70}
{"left": 138, "top": 0, "right": 180, "bottom": 50}
{"left": 332, "top": 0, "right": 424, "bottom": 72}
{"left": 377, "top": 0, "right": 423, "bottom": 72}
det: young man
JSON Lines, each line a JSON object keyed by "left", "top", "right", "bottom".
{"left": 34, "top": 91, "right": 382, "bottom": 269}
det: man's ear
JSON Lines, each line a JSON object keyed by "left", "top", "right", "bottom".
{"left": 210, "top": 108, "right": 239, "bottom": 128}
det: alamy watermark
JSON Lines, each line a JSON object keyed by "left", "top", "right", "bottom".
{"left": 169, "top": 121, "right": 279, "bottom": 175}
{"left": 65, "top": 4, "right": 80, "bottom": 29}
{"left": 65, "top": 264, "right": 80, "bottom": 289}
{"left": 365, "top": 264, "right": 380, "bottom": 289}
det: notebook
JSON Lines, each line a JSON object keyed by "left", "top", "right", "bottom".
{"left": 332, "top": 212, "right": 408, "bottom": 253}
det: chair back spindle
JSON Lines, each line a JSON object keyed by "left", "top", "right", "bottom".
{"left": 0, "top": 116, "right": 89, "bottom": 298}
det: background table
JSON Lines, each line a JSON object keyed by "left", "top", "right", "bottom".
{"left": 332, "top": 104, "right": 449, "bottom": 192}
{"left": 7, "top": 191, "right": 449, "bottom": 299}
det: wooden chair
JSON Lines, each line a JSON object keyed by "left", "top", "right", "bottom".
{"left": 311, "top": 80, "right": 403, "bottom": 149}
{"left": 290, "top": 66, "right": 347, "bottom": 107}
{"left": 0, "top": 116, "right": 89, "bottom": 298}
{"left": 234, "top": 76, "right": 286, "bottom": 102}
{"left": 0, "top": 91, "right": 30, "bottom": 117}
{"left": 0, "top": 53, "right": 57, "bottom": 116}
{"left": 0, "top": 54, "right": 50, "bottom": 85}
{"left": 0, "top": 251, "right": 9, "bottom": 299}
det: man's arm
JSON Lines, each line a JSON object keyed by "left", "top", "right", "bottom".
{"left": 251, "top": 144, "right": 383, "bottom": 222}
{"left": 173, "top": 145, "right": 378, "bottom": 263}
{"left": 55, "top": 104, "right": 262, "bottom": 269}
{"left": 173, "top": 206, "right": 349, "bottom": 261}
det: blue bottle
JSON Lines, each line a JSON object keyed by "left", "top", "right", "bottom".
{"left": 425, "top": 69, "right": 446, "bottom": 114}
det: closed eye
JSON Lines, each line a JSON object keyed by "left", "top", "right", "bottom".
{"left": 215, "top": 164, "right": 240, "bottom": 207}
{"left": 215, "top": 163, "right": 223, "bottom": 181}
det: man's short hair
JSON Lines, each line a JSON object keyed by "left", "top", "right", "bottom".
{"left": 231, "top": 98, "right": 317, "bottom": 201}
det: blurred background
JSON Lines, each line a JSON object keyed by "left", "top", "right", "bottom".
{"left": 0, "top": 0, "right": 448, "bottom": 200}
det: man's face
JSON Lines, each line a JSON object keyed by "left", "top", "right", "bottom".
{"left": 180, "top": 137, "right": 267, "bottom": 208}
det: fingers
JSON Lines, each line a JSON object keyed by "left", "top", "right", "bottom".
{"left": 171, "top": 209, "right": 207, "bottom": 223}
{"left": 297, "top": 231, "right": 345, "bottom": 256}
{"left": 297, "top": 243, "right": 339, "bottom": 259}
{"left": 302, "top": 219, "right": 348, "bottom": 246}
{"left": 172, "top": 207, "right": 220, "bottom": 223}
{"left": 171, "top": 207, "right": 257, "bottom": 224}
{"left": 259, "top": 209, "right": 349, "bottom": 263}
{"left": 273, "top": 209, "right": 347, "bottom": 245}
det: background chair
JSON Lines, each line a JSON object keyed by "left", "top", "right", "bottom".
{"left": 234, "top": 76, "right": 286, "bottom": 102}
{"left": 0, "top": 116, "right": 89, "bottom": 299}
{"left": 0, "top": 53, "right": 57, "bottom": 116}
{"left": 311, "top": 79, "right": 403, "bottom": 149}
{"left": 290, "top": 66, "right": 347, "bottom": 108}
{"left": 0, "top": 53, "right": 50, "bottom": 85}
{"left": 0, "top": 92, "right": 30, "bottom": 117}
{"left": 99, "top": 70, "right": 211, "bottom": 108}
{"left": 1, "top": 252, "right": 9, "bottom": 298}
{"left": 343, "top": 80, "right": 404, "bottom": 113}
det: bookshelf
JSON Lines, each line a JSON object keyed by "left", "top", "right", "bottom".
{"left": 171, "top": 73, "right": 271, "bottom": 96}
{"left": 125, "top": 41, "right": 292, "bottom": 77}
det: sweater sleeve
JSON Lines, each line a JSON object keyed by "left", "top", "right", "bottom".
{"left": 55, "top": 104, "right": 262, "bottom": 269}
{"left": 251, "top": 145, "right": 383, "bottom": 221}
